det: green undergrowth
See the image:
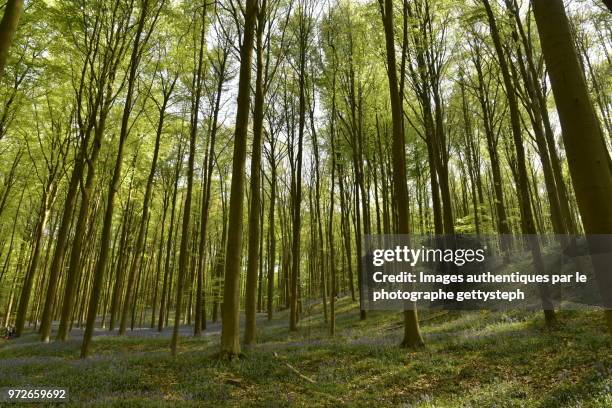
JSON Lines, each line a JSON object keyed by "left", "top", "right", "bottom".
{"left": 0, "top": 298, "right": 610, "bottom": 407}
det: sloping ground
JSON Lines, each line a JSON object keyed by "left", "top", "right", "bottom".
{"left": 0, "top": 298, "right": 610, "bottom": 407}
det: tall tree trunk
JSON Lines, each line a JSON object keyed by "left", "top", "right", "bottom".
{"left": 328, "top": 70, "right": 337, "bottom": 336}
{"left": 310, "top": 76, "right": 327, "bottom": 324}
{"left": 220, "top": 0, "right": 258, "bottom": 359}
{"left": 244, "top": 0, "right": 268, "bottom": 345}
{"left": 532, "top": 0, "right": 612, "bottom": 331}
{"left": 378, "top": 0, "right": 424, "bottom": 348}
{"left": 54, "top": 121, "right": 105, "bottom": 341}
{"left": 151, "top": 192, "right": 169, "bottom": 328}
{"left": 483, "top": 0, "right": 556, "bottom": 326}
{"left": 109, "top": 200, "right": 135, "bottom": 331}
{"left": 121, "top": 77, "right": 175, "bottom": 336}
{"left": 266, "top": 162, "right": 277, "bottom": 320}
{"left": 472, "top": 45, "right": 511, "bottom": 238}
{"left": 81, "top": 0, "right": 153, "bottom": 357}
{"left": 289, "top": 3, "right": 310, "bottom": 332}
{"left": 506, "top": 0, "right": 576, "bottom": 234}
{"left": 194, "top": 48, "right": 227, "bottom": 336}
{"left": 158, "top": 142, "right": 184, "bottom": 332}
{"left": 171, "top": 1, "right": 207, "bottom": 355}
{"left": 15, "top": 179, "right": 55, "bottom": 336}
{"left": 512, "top": 42, "right": 566, "bottom": 235}
{"left": 338, "top": 164, "right": 355, "bottom": 301}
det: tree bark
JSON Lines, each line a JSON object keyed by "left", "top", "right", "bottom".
{"left": 0, "top": 0, "right": 24, "bottom": 79}
{"left": 81, "top": 0, "right": 153, "bottom": 357}
{"left": 120, "top": 75, "right": 175, "bottom": 336}
{"left": 54, "top": 121, "right": 105, "bottom": 341}
{"left": 378, "top": 0, "right": 424, "bottom": 348}
{"left": 220, "top": 0, "right": 258, "bottom": 359}
{"left": 171, "top": 2, "right": 207, "bottom": 355}
{"left": 483, "top": 0, "right": 556, "bottom": 326}
{"left": 15, "top": 178, "right": 56, "bottom": 336}
{"left": 244, "top": 0, "right": 268, "bottom": 345}
{"left": 532, "top": 0, "right": 612, "bottom": 331}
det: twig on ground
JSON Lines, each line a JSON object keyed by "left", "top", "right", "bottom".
{"left": 273, "top": 351, "right": 316, "bottom": 383}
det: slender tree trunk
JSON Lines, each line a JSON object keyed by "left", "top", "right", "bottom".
{"left": 0, "top": 187, "right": 24, "bottom": 289}
{"left": 121, "top": 78, "right": 174, "bottom": 336}
{"left": 378, "top": 0, "right": 424, "bottom": 348}
{"left": 81, "top": 0, "right": 153, "bottom": 357}
{"left": 506, "top": 0, "right": 576, "bottom": 234}
{"left": 151, "top": 193, "right": 169, "bottom": 328}
{"left": 328, "top": 72, "right": 337, "bottom": 336}
{"left": 54, "top": 121, "right": 105, "bottom": 341}
{"left": 220, "top": 0, "right": 258, "bottom": 359}
{"left": 310, "top": 85, "right": 327, "bottom": 323}
{"left": 472, "top": 45, "right": 511, "bottom": 238}
{"left": 15, "top": 178, "right": 56, "bottom": 337}
{"left": 244, "top": 0, "right": 268, "bottom": 345}
{"left": 171, "top": 2, "right": 207, "bottom": 356}
{"left": 483, "top": 0, "right": 556, "bottom": 326}
{"left": 194, "top": 49, "right": 226, "bottom": 336}
{"left": 158, "top": 143, "right": 183, "bottom": 332}
{"left": 109, "top": 201, "right": 135, "bottom": 331}
{"left": 266, "top": 162, "right": 277, "bottom": 320}
{"left": 289, "top": 4, "right": 310, "bottom": 332}
{"left": 338, "top": 165, "right": 355, "bottom": 301}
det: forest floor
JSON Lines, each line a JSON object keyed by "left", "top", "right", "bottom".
{"left": 0, "top": 298, "right": 610, "bottom": 407}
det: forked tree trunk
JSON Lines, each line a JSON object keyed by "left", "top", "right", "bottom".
{"left": 194, "top": 48, "right": 227, "bottom": 335}
{"left": 54, "top": 120, "right": 106, "bottom": 341}
{"left": 244, "top": 0, "right": 268, "bottom": 345}
{"left": 81, "top": 0, "right": 153, "bottom": 357}
{"left": 120, "top": 76, "right": 175, "bottom": 336}
{"left": 482, "top": 0, "right": 556, "bottom": 326}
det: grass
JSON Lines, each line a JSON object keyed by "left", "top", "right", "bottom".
{"left": 0, "top": 298, "right": 610, "bottom": 407}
